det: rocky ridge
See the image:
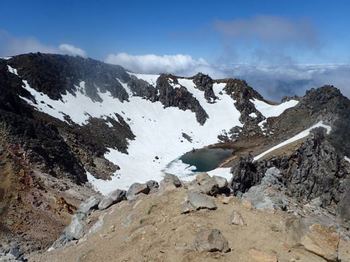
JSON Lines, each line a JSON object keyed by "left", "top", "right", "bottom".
{"left": 28, "top": 173, "right": 350, "bottom": 262}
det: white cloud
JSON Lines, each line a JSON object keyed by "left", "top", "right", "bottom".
{"left": 104, "top": 52, "right": 350, "bottom": 99}
{"left": 231, "top": 64, "right": 350, "bottom": 100}
{"left": 59, "top": 43, "right": 87, "bottom": 57}
{"left": 105, "top": 52, "right": 223, "bottom": 77}
{"left": 0, "top": 30, "right": 87, "bottom": 58}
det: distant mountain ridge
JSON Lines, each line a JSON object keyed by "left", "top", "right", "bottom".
{"left": 0, "top": 53, "right": 296, "bottom": 188}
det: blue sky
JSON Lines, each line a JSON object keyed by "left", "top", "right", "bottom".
{"left": 1, "top": 0, "right": 350, "bottom": 99}
{"left": 1, "top": 0, "right": 350, "bottom": 63}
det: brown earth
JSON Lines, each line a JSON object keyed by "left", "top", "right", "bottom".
{"left": 0, "top": 135, "right": 97, "bottom": 254}
{"left": 30, "top": 187, "right": 335, "bottom": 262}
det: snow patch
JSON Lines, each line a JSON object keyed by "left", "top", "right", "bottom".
{"left": 253, "top": 99, "right": 299, "bottom": 134}
{"left": 207, "top": 167, "right": 232, "bottom": 182}
{"left": 345, "top": 156, "right": 350, "bottom": 163}
{"left": 253, "top": 99, "right": 299, "bottom": 119}
{"left": 163, "top": 159, "right": 197, "bottom": 179}
{"left": 249, "top": 112, "right": 257, "bottom": 118}
{"left": 254, "top": 121, "right": 332, "bottom": 161}
{"left": 7, "top": 65, "right": 18, "bottom": 75}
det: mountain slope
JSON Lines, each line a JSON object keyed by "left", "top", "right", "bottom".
{"left": 1, "top": 53, "right": 299, "bottom": 194}
{"left": 2, "top": 53, "right": 350, "bottom": 259}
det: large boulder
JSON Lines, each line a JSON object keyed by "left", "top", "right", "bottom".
{"left": 77, "top": 196, "right": 101, "bottom": 215}
{"left": 160, "top": 174, "right": 182, "bottom": 190}
{"left": 193, "top": 229, "right": 230, "bottom": 253}
{"left": 300, "top": 224, "right": 339, "bottom": 262}
{"left": 126, "top": 183, "right": 150, "bottom": 200}
{"left": 285, "top": 218, "right": 340, "bottom": 262}
{"left": 146, "top": 180, "right": 159, "bottom": 193}
{"left": 195, "top": 173, "right": 211, "bottom": 184}
{"left": 242, "top": 167, "right": 288, "bottom": 210}
{"left": 338, "top": 237, "right": 350, "bottom": 262}
{"left": 182, "top": 191, "right": 217, "bottom": 213}
{"left": 98, "top": 189, "right": 126, "bottom": 210}
{"left": 190, "top": 173, "right": 220, "bottom": 196}
{"left": 213, "top": 175, "right": 228, "bottom": 189}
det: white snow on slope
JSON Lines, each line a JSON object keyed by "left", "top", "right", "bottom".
{"left": 7, "top": 65, "right": 18, "bottom": 75}
{"left": 252, "top": 99, "right": 299, "bottom": 118}
{"left": 253, "top": 121, "right": 332, "bottom": 161}
{"left": 345, "top": 157, "right": 350, "bottom": 163}
{"left": 19, "top": 80, "right": 110, "bottom": 125}
{"left": 10, "top": 66, "right": 299, "bottom": 194}
{"left": 92, "top": 80, "right": 243, "bottom": 194}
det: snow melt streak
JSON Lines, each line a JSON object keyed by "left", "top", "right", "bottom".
{"left": 254, "top": 121, "right": 332, "bottom": 161}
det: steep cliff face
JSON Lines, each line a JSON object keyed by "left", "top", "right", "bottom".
{"left": 192, "top": 73, "right": 217, "bottom": 102}
{"left": 264, "top": 85, "right": 350, "bottom": 156}
{"left": 230, "top": 128, "right": 350, "bottom": 226}
{"left": 156, "top": 74, "right": 209, "bottom": 125}
{"left": 0, "top": 59, "right": 87, "bottom": 184}
{"left": 8, "top": 53, "right": 130, "bottom": 102}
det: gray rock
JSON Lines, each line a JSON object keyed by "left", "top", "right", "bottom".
{"left": 261, "top": 167, "right": 282, "bottom": 186}
{"left": 126, "top": 183, "right": 150, "bottom": 200}
{"left": 230, "top": 210, "right": 245, "bottom": 226}
{"left": 338, "top": 187, "right": 350, "bottom": 227}
{"left": 0, "top": 253, "right": 18, "bottom": 262}
{"left": 78, "top": 196, "right": 100, "bottom": 215}
{"left": 194, "top": 173, "right": 220, "bottom": 196}
{"left": 198, "top": 180, "right": 219, "bottom": 196}
{"left": 146, "top": 180, "right": 159, "bottom": 193}
{"left": 161, "top": 174, "right": 182, "bottom": 188}
{"left": 242, "top": 167, "right": 288, "bottom": 210}
{"left": 194, "top": 229, "right": 230, "bottom": 253}
{"left": 64, "top": 213, "right": 85, "bottom": 240}
{"left": 213, "top": 175, "right": 228, "bottom": 189}
{"left": 184, "top": 191, "right": 217, "bottom": 212}
{"left": 0, "top": 244, "right": 24, "bottom": 261}
{"left": 242, "top": 184, "right": 288, "bottom": 210}
{"left": 181, "top": 200, "right": 195, "bottom": 214}
{"left": 88, "top": 214, "right": 105, "bottom": 235}
{"left": 98, "top": 189, "right": 126, "bottom": 210}
{"left": 195, "top": 173, "right": 211, "bottom": 184}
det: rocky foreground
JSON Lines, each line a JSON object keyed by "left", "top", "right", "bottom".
{"left": 25, "top": 172, "right": 350, "bottom": 262}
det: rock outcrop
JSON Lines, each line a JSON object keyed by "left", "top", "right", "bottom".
{"left": 192, "top": 73, "right": 217, "bottom": 103}
{"left": 182, "top": 191, "right": 217, "bottom": 213}
{"left": 156, "top": 74, "right": 209, "bottom": 125}
{"left": 193, "top": 229, "right": 230, "bottom": 253}
{"left": 230, "top": 128, "right": 350, "bottom": 221}
{"left": 98, "top": 189, "right": 126, "bottom": 210}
